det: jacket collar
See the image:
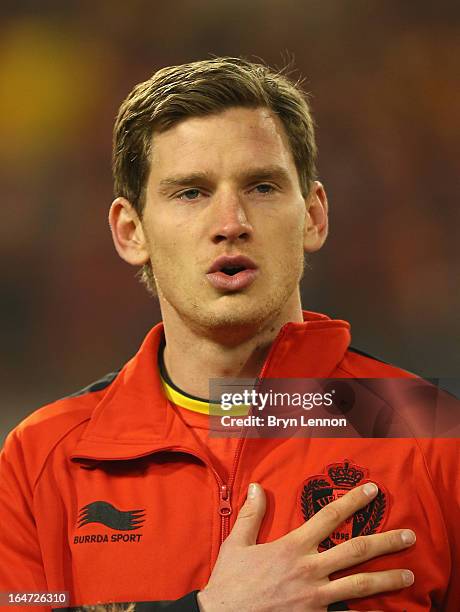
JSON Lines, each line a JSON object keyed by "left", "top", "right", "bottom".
{"left": 71, "top": 311, "right": 350, "bottom": 462}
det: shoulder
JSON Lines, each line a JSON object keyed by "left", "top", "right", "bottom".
{"left": 338, "top": 346, "right": 417, "bottom": 379}
{"left": 337, "top": 347, "right": 459, "bottom": 473}
{"left": 1, "top": 370, "right": 120, "bottom": 488}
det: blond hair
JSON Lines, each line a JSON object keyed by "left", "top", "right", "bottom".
{"left": 112, "top": 57, "right": 317, "bottom": 294}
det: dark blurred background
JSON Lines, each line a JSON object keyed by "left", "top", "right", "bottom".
{"left": 1, "top": 0, "right": 459, "bottom": 443}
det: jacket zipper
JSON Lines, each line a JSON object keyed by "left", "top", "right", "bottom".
{"left": 218, "top": 432, "right": 246, "bottom": 543}
{"left": 218, "top": 326, "right": 291, "bottom": 543}
{"left": 218, "top": 484, "right": 232, "bottom": 543}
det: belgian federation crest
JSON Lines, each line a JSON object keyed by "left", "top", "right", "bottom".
{"left": 300, "top": 459, "right": 388, "bottom": 551}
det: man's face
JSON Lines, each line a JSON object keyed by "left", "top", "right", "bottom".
{"left": 140, "top": 107, "right": 315, "bottom": 335}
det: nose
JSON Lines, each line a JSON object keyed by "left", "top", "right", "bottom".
{"left": 210, "top": 190, "right": 253, "bottom": 245}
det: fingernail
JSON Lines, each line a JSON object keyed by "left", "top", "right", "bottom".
{"left": 363, "top": 482, "right": 378, "bottom": 497}
{"left": 248, "top": 483, "right": 258, "bottom": 499}
{"left": 402, "top": 570, "right": 414, "bottom": 585}
{"left": 401, "top": 530, "right": 416, "bottom": 545}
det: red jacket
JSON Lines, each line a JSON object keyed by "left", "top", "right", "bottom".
{"left": 0, "top": 312, "right": 458, "bottom": 610}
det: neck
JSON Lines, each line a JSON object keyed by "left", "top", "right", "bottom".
{"left": 161, "top": 294, "right": 303, "bottom": 399}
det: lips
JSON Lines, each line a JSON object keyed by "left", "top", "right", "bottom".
{"left": 206, "top": 255, "right": 259, "bottom": 291}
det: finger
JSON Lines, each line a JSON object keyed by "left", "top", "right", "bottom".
{"left": 318, "top": 569, "right": 414, "bottom": 605}
{"left": 318, "top": 528, "right": 416, "bottom": 574}
{"left": 227, "top": 483, "right": 266, "bottom": 547}
{"left": 290, "top": 482, "right": 379, "bottom": 547}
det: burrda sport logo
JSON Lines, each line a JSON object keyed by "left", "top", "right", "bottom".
{"left": 74, "top": 501, "right": 145, "bottom": 544}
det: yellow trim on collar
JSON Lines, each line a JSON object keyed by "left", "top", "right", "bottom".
{"left": 161, "top": 375, "right": 249, "bottom": 416}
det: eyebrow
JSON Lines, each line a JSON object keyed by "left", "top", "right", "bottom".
{"left": 241, "top": 165, "right": 292, "bottom": 185}
{"left": 158, "top": 172, "right": 213, "bottom": 195}
{"left": 157, "top": 165, "right": 292, "bottom": 195}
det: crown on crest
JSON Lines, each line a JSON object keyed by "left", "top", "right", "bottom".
{"left": 328, "top": 460, "right": 364, "bottom": 487}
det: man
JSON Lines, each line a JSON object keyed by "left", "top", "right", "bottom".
{"left": 0, "top": 58, "right": 458, "bottom": 611}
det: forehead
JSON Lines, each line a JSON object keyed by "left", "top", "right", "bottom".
{"left": 147, "top": 107, "right": 297, "bottom": 180}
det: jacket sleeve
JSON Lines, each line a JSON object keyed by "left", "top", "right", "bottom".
{"left": 134, "top": 593, "right": 200, "bottom": 611}
{"left": 0, "top": 429, "right": 49, "bottom": 590}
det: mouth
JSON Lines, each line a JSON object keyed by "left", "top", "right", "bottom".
{"left": 206, "top": 255, "right": 259, "bottom": 291}
{"left": 220, "top": 265, "right": 246, "bottom": 276}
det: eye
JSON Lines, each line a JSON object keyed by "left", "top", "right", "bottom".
{"left": 253, "top": 183, "right": 276, "bottom": 195}
{"left": 177, "top": 188, "right": 202, "bottom": 201}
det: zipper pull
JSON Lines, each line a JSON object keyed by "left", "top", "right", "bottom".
{"left": 219, "top": 484, "right": 232, "bottom": 516}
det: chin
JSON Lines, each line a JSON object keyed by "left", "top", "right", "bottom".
{"left": 161, "top": 273, "right": 301, "bottom": 342}
{"left": 193, "top": 292, "right": 288, "bottom": 342}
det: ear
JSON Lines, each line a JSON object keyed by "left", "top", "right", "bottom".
{"left": 303, "top": 181, "right": 329, "bottom": 253}
{"left": 108, "top": 197, "right": 150, "bottom": 266}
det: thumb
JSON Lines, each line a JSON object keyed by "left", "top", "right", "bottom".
{"left": 227, "top": 483, "right": 266, "bottom": 547}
